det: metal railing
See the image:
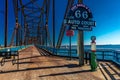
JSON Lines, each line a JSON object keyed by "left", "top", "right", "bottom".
{"left": 0, "top": 45, "right": 32, "bottom": 68}
{"left": 36, "top": 45, "right": 120, "bottom": 66}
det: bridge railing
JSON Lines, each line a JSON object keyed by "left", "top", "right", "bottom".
{"left": 0, "top": 45, "right": 33, "bottom": 67}
{"left": 36, "top": 45, "right": 120, "bottom": 66}
{"left": 0, "top": 45, "right": 32, "bottom": 57}
{"left": 36, "top": 45, "right": 77, "bottom": 57}
{"left": 84, "top": 49, "right": 120, "bottom": 66}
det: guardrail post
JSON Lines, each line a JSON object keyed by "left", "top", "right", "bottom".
{"left": 89, "top": 53, "right": 91, "bottom": 65}
{"left": 116, "top": 52, "right": 118, "bottom": 62}
{"left": 118, "top": 54, "right": 120, "bottom": 63}
{"left": 85, "top": 51, "right": 88, "bottom": 64}
{"left": 56, "top": 48, "right": 57, "bottom": 55}
{"left": 102, "top": 51, "right": 104, "bottom": 60}
{"left": 113, "top": 51, "right": 116, "bottom": 60}
{"left": 17, "top": 52, "right": 19, "bottom": 70}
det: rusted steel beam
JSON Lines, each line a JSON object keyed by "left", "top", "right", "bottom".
{"left": 56, "top": 0, "right": 74, "bottom": 48}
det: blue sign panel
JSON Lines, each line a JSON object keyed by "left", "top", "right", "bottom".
{"left": 64, "top": 4, "right": 96, "bottom": 31}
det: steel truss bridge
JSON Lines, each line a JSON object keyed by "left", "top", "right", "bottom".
{"left": 0, "top": 0, "right": 85, "bottom": 68}
{"left": 0, "top": 1, "right": 120, "bottom": 80}
{"left": 4, "top": 0, "right": 76, "bottom": 48}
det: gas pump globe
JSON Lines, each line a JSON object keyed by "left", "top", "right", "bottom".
{"left": 91, "top": 36, "right": 96, "bottom": 41}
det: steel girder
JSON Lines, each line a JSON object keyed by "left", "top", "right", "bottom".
{"left": 11, "top": 0, "right": 52, "bottom": 46}
{"left": 56, "top": 0, "right": 74, "bottom": 49}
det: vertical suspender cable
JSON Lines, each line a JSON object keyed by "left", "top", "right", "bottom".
{"left": 16, "top": 0, "right": 19, "bottom": 46}
{"left": 53, "top": 0, "right": 55, "bottom": 54}
{"left": 20, "top": 9, "right": 23, "bottom": 45}
{"left": 45, "top": 0, "right": 48, "bottom": 47}
{"left": 4, "top": 0, "right": 8, "bottom": 47}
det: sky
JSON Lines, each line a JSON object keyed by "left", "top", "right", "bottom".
{"left": 83, "top": 0, "right": 120, "bottom": 45}
{"left": 0, "top": 0, "right": 120, "bottom": 46}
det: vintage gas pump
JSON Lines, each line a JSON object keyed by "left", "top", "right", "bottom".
{"left": 90, "top": 36, "right": 97, "bottom": 71}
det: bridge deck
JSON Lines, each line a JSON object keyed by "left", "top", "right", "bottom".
{"left": 0, "top": 46, "right": 119, "bottom": 80}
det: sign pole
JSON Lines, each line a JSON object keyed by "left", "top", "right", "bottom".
{"left": 66, "top": 30, "right": 74, "bottom": 60}
{"left": 78, "top": 0, "right": 84, "bottom": 66}
{"left": 70, "top": 36, "right": 71, "bottom": 60}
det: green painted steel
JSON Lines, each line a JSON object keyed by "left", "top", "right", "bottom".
{"left": 90, "top": 52, "right": 98, "bottom": 71}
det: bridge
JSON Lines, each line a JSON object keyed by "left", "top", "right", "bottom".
{"left": 0, "top": 0, "right": 120, "bottom": 80}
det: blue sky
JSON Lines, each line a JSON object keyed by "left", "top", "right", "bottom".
{"left": 0, "top": 0, "right": 120, "bottom": 46}
{"left": 83, "top": 0, "right": 120, "bottom": 45}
